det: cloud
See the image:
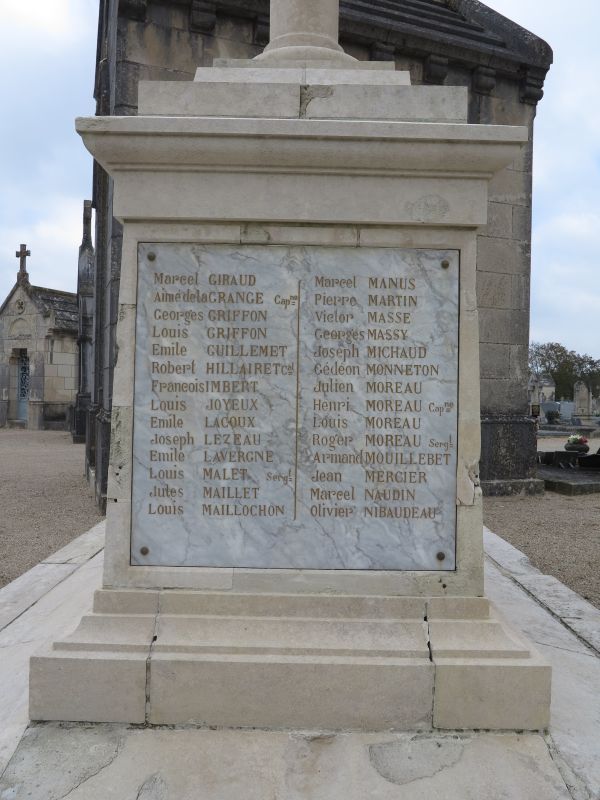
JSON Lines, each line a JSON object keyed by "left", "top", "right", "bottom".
{"left": 486, "top": 1, "right": 600, "bottom": 357}
{"left": 0, "top": 196, "right": 86, "bottom": 299}
{"left": 0, "top": 0, "right": 93, "bottom": 45}
{"left": 533, "top": 212, "right": 600, "bottom": 244}
{"left": 0, "top": 1, "right": 97, "bottom": 306}
{"left": 530, "top": 241, "right": 600, "bottom": 357}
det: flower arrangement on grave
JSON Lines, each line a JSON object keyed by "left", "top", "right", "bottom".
{"left": 565, "top": 434, "right": 589, "bottom": 453}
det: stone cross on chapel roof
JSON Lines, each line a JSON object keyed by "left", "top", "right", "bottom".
{"left": 16, "top": 243, "right": 31, "bottom": 286}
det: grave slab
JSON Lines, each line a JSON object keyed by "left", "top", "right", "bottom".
{"left": 537, "top": 466, "right": 600, "bottom": 495}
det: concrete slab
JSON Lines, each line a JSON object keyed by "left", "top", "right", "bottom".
{"left": 485, "top": 543, "right": 600, "bottom": 798}
{"left": 484, "top": 527, "right": 600, "bottom": 655}
{"left": 537, "top": 466, "right": 600, "bottom": 495}
{"left": 0, "top": 563, "right": 77, "bottom": 632}
{"left": 41, "top": 521, "right": 105, "bottom": 565}
{"left": 0, "top": 725, "right": 571, "bottom": 800}
{"left": 0, "top": 522, "right": 104, "bottom": 633}
{"left": 0, "top": 538, "right": 103, "bottom": 775}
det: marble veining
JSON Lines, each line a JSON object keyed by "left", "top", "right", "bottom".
{"left": 131, "top": 244, "right": 459, "bottom": 570}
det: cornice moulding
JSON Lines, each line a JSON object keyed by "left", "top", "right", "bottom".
{"left": 77, "top": 116, "right": 526, "bottom": 178}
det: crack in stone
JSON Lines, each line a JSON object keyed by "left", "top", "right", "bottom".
{"left": 299, "top": 85, "right": 333, "bottom": 118}
{"left": 135, "top": 772, "right": 169, "bottom": 800}
{"left": 145, "top": 601, "right": 161, "bottom": 723}
{"left": 543, "top": 733, "right": 592, "bottom": 800}
{"left": 533, "top": 639, "right": 597, "bottom": 659}
{"left": 54, "top": 731, "right": 125, "bottom": 800}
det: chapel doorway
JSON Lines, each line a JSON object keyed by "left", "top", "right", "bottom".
{"left": 16, "top": 349, "right": 30, "bottom": 422}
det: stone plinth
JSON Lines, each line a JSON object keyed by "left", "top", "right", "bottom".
{"left": 29, "top": 44, "right": 550, "bottom": 731}
{"left": 31, "top": 591, "right": 549, "bottom": 730}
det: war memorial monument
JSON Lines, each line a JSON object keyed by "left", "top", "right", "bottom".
{"left": 30, "top": 0, "right": 551, "bottom": 731}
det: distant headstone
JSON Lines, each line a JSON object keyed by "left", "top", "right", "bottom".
{"left": 575, "top": 381, "right": 592, "bottom": 419}
{"left": 559, "top": 401, "right": 575, "bottom": 421}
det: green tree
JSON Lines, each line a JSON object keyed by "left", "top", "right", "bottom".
{"left": 573, "top": 353, "right": 600, "bottom": 396}
{"left": 529, "top": 342, "right": 572, "bottom": 399}
{"left": 527, "top": 342, "right": 599, "bottom": 401}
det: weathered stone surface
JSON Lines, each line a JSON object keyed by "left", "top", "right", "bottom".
{"left": 480, "top": 415, "right": 537, "bottom": 482}
{"left": 41, "top": 522, "right": 105, "bottom": 566}
{"left": 0, "top": 723, "right": 124, "bottom": 800}
{"left": 0, "top": 545, "right": 103, "bottom": 775}
{"left": 149, "top": 653, "right": 435, "bottom": 729}
{"left": 486, "top": 167, "right": 530, "bottom": 206}
{"left": 0, "top": 276, "right": 78, "bottom": 430}
{"left": 512, "top": 205, "right": 532, "bottom": 242}
{"left": 477, "top": 272, "right": 513, "bottom": 310}
{"left": 0, "top": 564, "right": 77, "bottom": 632}
{"left": 479, "top": 308, "right": 529, "bottom": 346}
{"left": 433, "top": 658, "right": 551, "bottom": 730}
{"left": 482, "top": 201, "right": 513, "bottom": 239}
{"left": 0, "top": 726, "right": 571, "bottom": 800}
{"left": 29, "top": 651, "right": 148, "bottom": 724}
{"left": 537, "top": 467, "right": 600, "bottom": 496}
{"left": 477, "top": 236, "right": 530, "bottom": 276}
{"left": 481, "top": 477, "right": 544, "bottom": 497}
{"left": 479, "top": 343, "right": 510, "bottom": 379}
{"left": 484, "top": 550, "right": 600, "bottom": 798}
{"left": 4, "top": 518, "right": 596, "bottom": 796}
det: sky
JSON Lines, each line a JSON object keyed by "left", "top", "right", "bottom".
{"left": 0, "top": 0, "right": 598, "bottom": 358}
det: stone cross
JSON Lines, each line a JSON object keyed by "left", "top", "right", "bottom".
{"left": 16, "top": 243, "right": 30, "bottom": 285}
{"left": 257, "top": 0, "right": 355, "bottom": 65}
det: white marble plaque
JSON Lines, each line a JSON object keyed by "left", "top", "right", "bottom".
{"left": 131, "top": 244, "right": 459, "bottom": 570}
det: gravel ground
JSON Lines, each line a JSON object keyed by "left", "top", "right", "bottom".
{"left": 484, "top": 433, "right": 600, "bottom": 609}
{"left": 0, "top": 429, "right": 105, "bottom": 588}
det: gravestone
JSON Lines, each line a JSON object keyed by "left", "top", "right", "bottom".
{"left": 30, "top": 0, "right": 551, "bottom": 731}
{"left": 560, "top": 401, "right": 575, "bottom": 421}
{"left": 575, "top": 381, "right": 593, "bottom": 420}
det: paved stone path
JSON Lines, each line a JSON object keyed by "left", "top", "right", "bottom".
{"left": 1, "top": 525, "right": 599, "bottom": 799}
{"left": 0, "top": 430, "right": 104, "bottom": 588}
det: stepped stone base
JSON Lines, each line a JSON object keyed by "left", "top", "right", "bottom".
{"left": 30, "top": 591, "right": 550, "bottom": 731}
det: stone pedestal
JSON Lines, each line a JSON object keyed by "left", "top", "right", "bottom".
{"left": 481, "top": 414, "right": 544, "bottom": 496}
{"left": 30, "top": 26, "right": 550, "bottom": 731}
{"left": 31, "top": 590, "right": 549, "bottom": 730}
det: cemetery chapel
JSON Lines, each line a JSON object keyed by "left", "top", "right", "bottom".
{"left": 0, "top": 246, "right": 78, "bottom": 430}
